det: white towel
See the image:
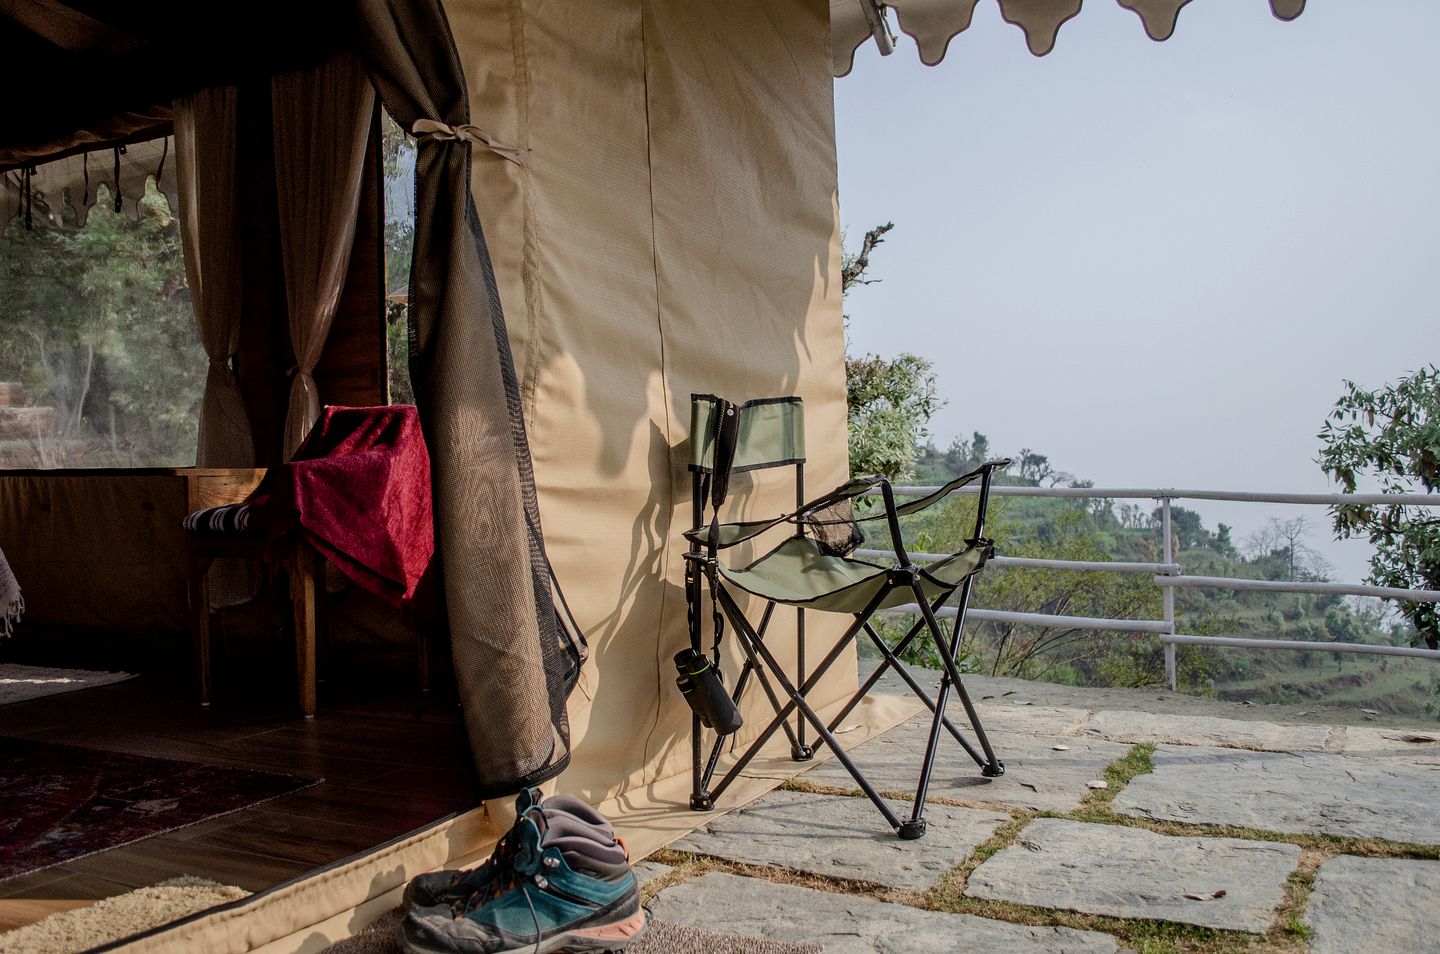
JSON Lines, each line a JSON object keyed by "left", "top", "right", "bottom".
{"left": 0, "top": 545, "right": 22, "bottom": 637}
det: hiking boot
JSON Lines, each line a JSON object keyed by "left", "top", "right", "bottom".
{"left": 403, "top": 790, "right": 617, "bottom": 912}
{"left": 399, "top": 809, "right": 644, "bottom": 954}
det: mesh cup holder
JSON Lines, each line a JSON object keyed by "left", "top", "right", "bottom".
{"left": 799, "top": 498, "right": 864, "bottom": 557}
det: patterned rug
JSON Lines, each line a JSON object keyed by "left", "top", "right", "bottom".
{"left": 0, "top": 738, "right": 319, "bottom": 881}
{"left": 0, "top": 663, "right": 134, "bottom": 707}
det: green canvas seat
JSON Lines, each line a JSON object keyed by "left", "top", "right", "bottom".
{"left": 680, "top": 392, "right": 1009, "bottom": 839}
{"left": 715, "top": 536, "right": 987, "bottom": 613}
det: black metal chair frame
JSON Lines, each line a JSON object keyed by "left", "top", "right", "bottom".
{"left": 682, "top": 394, "right": 1008, "bottom": 839}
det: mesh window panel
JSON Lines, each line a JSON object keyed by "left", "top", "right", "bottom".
{"left": 354, "top": 0, "right": 580, "bottom": 797}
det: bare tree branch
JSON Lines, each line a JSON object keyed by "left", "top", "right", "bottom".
{"left": 842, "top": 222, "right": 894, "bottom": 292}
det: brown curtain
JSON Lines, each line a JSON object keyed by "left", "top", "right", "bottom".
{"left": 349, "top": 0, "right": 578, "bottom": 796}
{"left": 272, "top": 52, "right": 377, "bottom": 456}
{"left": 174, "top": 86, "right": 254, "bottom": 467}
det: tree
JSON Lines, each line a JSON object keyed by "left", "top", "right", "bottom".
{"left": 1015, "top": 449, "right": 1052, "bottom": 485}
{"left": 1319, "top": 366, "right": 1440, "bottom": 647}
{"left": 1243, "top": 516, "right": 1329, "bottom": 582}
{"left": 1215, "top": 523, "right": 1237, "bottom": 558}
{"left": 841, "top": 223, "right": 942, "bottom": 480}
{"left": 845, "top": 352, "right": 940, "bottom": 480}
{"left": 0, "top": 181, "right": 202, "bottom": 467}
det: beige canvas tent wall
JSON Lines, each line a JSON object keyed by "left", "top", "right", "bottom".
{"left": 455, "top": 0, "right": 858, "bottom": 802}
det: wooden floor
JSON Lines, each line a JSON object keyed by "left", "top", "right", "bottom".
{"left": 0, "top": 659, "right": 478, "bottom": 932}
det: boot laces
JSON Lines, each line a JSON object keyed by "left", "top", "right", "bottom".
{"left": 451, "top": 832, "right": 522, "bottom": 918}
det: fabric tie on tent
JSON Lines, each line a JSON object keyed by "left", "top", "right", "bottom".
{"left": 410, "top": 120, "right": 527, "bottom": 165}
{"left": 265, "top": 405, "right": 435, "bottom": 608}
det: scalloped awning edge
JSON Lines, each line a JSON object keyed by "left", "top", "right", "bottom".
{"left": 831, "top": 0, "right": 1307, "bottom": 77}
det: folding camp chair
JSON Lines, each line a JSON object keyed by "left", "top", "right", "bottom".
{"left": 680, "top": 393, "right": 1009, "bottom": 839}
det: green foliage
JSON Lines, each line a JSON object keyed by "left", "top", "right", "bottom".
{"left": 914, "top": 433, "right": 991, "bottom": 483}
{"left": 845, "top": 352, "right": 940, "bottom": 481}
{"left": 380, "top": 113, "right": 418, "bottom": 408}
{"left": 841, "top": 223, "right": 943, "bottom": 482}
{"left": 839, "top": 220, "right": 1420, "bottom": 709}
{"left": 0, "top": 182, "right": 203, "bottom": 467}
{"left": 932, "top": 499, "right": 1178, "bottom": 685}
{"left": 385, "top": 299, "right": 415, "bottom": 406}
{"left": 1319, "top": 366, "right": 1440, "bottom": 647}
{"left": 889, "top": 449, "right": 1407, "bottom": 702}
{"left": 1087, "top": 742, "right": 1155, "bottom": 806}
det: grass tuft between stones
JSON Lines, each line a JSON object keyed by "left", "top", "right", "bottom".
{"left": 1092, "top": 741, "right": 1156, "bottom": 804}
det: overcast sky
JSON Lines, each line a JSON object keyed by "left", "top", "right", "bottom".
{"left": 834, "top": 1, "right": 1439, "bottom": 583}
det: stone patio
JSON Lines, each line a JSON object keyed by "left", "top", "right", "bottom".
{"left": 646, "top": 672, "right": 1440, "bottom": 953}
{"left": 671, "top": 789, "right": 1008, "bottom": 889}
{"left": 1113, "top": 744, "right": 1440, "bottom": 844}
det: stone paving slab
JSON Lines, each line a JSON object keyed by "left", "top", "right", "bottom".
{"left": 973, "top": 703, "right": 1094, "bottom": 736}
{"left": 672, "top": 789, "right": 1008, "bottom": 890}
{"left": 807, "top": 718, "right": 1130, "bottom": 812}
{"left": 1304, "top": 855, "right": 1440, "bottom": 954}
{"left": 649, "top": 872, "right": 1120, "bottom": 954}
{"left": 967, "top": 819, "right": 1300, "bottom": 932}
{"left": 1113, "top": 745, "right": 1440, "bottom": 844}
{"left": 1326, "top": 725, "right": 1440, "bottom": 760}
{"left": 867, "top": 664, "right": 1438, "bottom": 731}
{"left": 864, "top": 667, "right": 1094, "bottom": 737}
{"left": 633, "top": 861, "right": 673, "bottom": 889}
{"left": 1083, "top": 710, "right": 1331, "bottom": 752}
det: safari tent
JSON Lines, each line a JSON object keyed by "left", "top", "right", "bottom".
{"left": 0, "top": 1, "right": 1303, "bottom": 950}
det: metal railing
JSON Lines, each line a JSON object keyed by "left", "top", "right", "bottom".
{"left": 863, "top": 484, "right": 1440, "bottom": 690}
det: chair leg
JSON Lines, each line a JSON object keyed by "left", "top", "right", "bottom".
{"left": 854, "top": 621, "right": 987, "bottom": 767}
{"left": 704, "top": 585, "right": 900, "bottom": 825}
{"left": 911, "top": 577, "right": 1002, "bottom": 774}
{"left": 906, "top": 577, "right": 976, "bottom": 834}
{"left": 291, "top": 547, "right": 319, "bottom": 719}
{"left": 194, "top": 557, "right": 213, "bottom": 708}
{"left": 725, "top": 600, "right": 905, "bottom": 833}
{"left": 693, "top": 604, "right": 803, "bottom": 802}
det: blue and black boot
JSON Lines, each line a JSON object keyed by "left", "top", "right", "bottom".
{"left": 403, "top": 789, "right": 617, "bottom": 913}
{"left": 400, "top": 801, "right": 644, "bottom": 954}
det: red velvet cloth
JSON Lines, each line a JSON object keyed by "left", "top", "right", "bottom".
{"left": 265, "top": 405, "right": 434, "bottom": 608}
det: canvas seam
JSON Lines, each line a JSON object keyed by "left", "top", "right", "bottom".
{"left": 508, "top": 0, "right": 544, "bottom": 426}
{"left": 635, "top": 0, "right": 675, "bottom": 785}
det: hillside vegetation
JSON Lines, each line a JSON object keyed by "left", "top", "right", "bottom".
{"left": 872, "top": 436, "right": 1435, "bottom": 719}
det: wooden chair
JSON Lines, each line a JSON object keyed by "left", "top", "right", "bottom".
{"left": 182, "top": 468, "right": 321, "bottom": 719}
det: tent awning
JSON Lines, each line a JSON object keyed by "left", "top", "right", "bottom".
{"left": 830, "top": 0, "right": 1306, "bottom": 76}
{"left": 3, "top": 0, "right": 1309, "bottom": 167}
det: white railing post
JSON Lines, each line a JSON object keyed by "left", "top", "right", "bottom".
{"left": 1161, "top": 496, "right": 1177, "bottom": 691}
